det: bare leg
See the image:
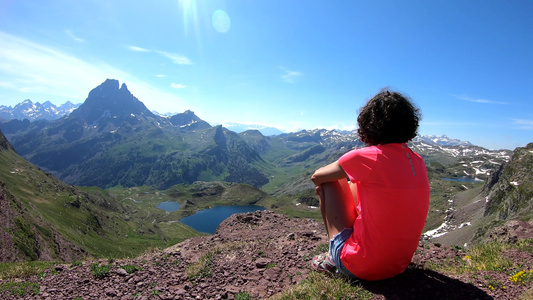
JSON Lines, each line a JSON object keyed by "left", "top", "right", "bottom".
{"left": 317, "top": 179, "right": 358, "bottom": 240}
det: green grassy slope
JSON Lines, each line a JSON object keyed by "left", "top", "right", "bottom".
{"left": 0, "top": 134, "right": 200, "bottom": 260}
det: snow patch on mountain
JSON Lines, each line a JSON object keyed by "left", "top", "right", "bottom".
{"left": 0, "top": 100, "right": 80, "bottom": 121}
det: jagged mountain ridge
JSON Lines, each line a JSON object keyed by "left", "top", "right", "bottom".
{"left": 0, "top": 79, "right": 514, "bottom": 193}
{"left": 0, "top": 79, "right": 268, "bottom": 189}
{"left": 417, "top": 134, "right": 472, "bottom": 146}
{"left": 4, "top": 98, "right": 484, "bottom": 148}
{"left": 0, "top": 100, "right": 80, "bottom": 121}
{"left": 69, "top": 79, "right": 156, "bottom": 125}
{"left": 242, "top": 129, "right": 511, "bottom": 179}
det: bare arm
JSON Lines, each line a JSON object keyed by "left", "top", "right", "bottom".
{"left": 311, "top": 161, "right": 348, "bottom": 186}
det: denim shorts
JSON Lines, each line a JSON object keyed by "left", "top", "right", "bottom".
{"left": 329, "top": 228, "right": 358, "bottom": 279}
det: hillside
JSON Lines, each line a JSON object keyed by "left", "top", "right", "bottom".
{"left": 1, "top": 129, "right": 85, "bottom": 261}
{"left": 0, "top": 129, "right": 201, "bottom": 260}
{"left": 1, "top": 211, "right": 532, "bottom": 299}
{"left": 421, "top": 143, "right": 533, "bottom": 247}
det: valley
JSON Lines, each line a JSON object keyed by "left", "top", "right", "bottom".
{"left": 0, "top": 79, "right": 530, "bottom": 263}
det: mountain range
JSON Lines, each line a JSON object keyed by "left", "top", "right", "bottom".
{"left": 0, "top": 100, "right": 80, "bottom": 121}
{"left": 0, "top": 78, "right": 532, "bottom": 266}
{"left": 0, "top": 92, "right": 485, "bottom": 145}
{"left": 0, "top": 80, "right": 514, "bottom": 193}
{"left": 0, "top": 79, "right": 268, "bottom": 189}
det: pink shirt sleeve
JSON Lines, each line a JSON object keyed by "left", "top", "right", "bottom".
{"left": 338, "top": 147, "right": 378, "bottom": 183}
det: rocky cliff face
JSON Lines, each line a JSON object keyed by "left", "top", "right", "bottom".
{"left": 69, "top": 79, "right": 156, "bottom": 125}
{"left": 483, "top": 142, "right": 533, "bottom": 221}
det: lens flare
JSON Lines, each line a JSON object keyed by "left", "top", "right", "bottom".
{"left": 212, "top": 10, "right": 230, "bottom": 33}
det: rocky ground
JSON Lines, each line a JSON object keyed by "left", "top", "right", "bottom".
{"left": 1, "top": 211, "right": 532, "bottom": 299}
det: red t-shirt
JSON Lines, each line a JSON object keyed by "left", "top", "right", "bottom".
{"left": 338, "top": 143, "right": 430, "bottom": 280}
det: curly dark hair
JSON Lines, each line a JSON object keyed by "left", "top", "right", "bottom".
{"left": 357, "top": 89, "right": 421, "bottom": 146}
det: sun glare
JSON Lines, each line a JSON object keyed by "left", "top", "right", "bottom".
{"left": 178, "top": 0, "right": 198, "bottom": 36}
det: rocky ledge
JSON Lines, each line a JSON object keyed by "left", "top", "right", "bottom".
{"left": 1, "top": 211, "right": 532, "bottom": 299}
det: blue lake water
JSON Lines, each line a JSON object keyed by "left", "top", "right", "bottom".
{"left": 442, "top": 177, "right": 482, "bottom": 183}
{"left": 180, "top": 205, "right": 266, "bottom": 234}
{"left": 156, "top": 201, "right": 181, "bottom": 212}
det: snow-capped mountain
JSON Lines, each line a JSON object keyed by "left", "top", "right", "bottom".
{"left": 416, "top": 134, "right": 472, "bottom": 146}
{"left": 272, "top": 129, "right": 512, "bottom": 181}
{"left": 410, "top": 138, "right": 512, "bottom": 180}
{"left": 0, "top": 100, "right": 80, "bottom": 121}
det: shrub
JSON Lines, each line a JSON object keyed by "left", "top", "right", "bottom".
{"left": 235, "top": 291, "right": 251, "bottom": 300}
{"left": 121, "top": 264, "right": 142, "bottom": 274}
{"left": 90, "top": 263, "right": 111, "bottom": 279}
{"left": 187, "top": 252, "right": 215, "bottom": 280}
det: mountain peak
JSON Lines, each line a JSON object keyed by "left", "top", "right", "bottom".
{"left": 70, "top": 79, "right": 155, "bottom": 124}
{"left": 169, "top": 110, "right": 211, "bottom": 130}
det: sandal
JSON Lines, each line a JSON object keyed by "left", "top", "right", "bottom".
{"left": 312, "top": 252, "right": 336, "bottom": 273}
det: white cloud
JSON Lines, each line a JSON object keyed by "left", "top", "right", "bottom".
{"left": 65, "top": 30, "right": 85, "bottom": 43}
{"left": 157, "top": 51, "right": 193, "bottom": 65}
{"left": 155, "top": 74, "right": 167, "bottom": 78}
{"left": 171, "top": 83, "right": 186, "bottom": 89}
{"left": 511, "top": 118, "right": 533, "bottom": 130}
{"left": 279, "top": 67, "right": 303, "bottom": 83}
{"left": 452, "top": 94, "right": 508, "bottom": 105}
{"left": 126, "top": 46, "right": 193, "bottom": 66}
{"left": 128, "top": 45, "right": 150, "bottom": 52}
{"left": 0, "top": 31, "right": 190, "bottom": 113}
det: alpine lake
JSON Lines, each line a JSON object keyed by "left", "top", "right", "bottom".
{"left": 110, "top": 185, "right": 269, "bottom": 237}
{"left": 157, "top": 201, "right": 265, "bottom": 234}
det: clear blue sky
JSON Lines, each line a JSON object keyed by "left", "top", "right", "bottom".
{"left": 1, "top": 1, "right": 532, "bottom": 150}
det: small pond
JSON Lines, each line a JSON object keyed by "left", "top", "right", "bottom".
{"left": 156, "top": 201, "right": 181, "bottom": 212}
{"left": 442, "top": 177, "right": 482, "bottom": 183}
{"left": 180, "top": 205, "right": 266, "bottom": 234}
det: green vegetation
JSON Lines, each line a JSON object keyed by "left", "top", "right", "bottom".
{"left": 186, "top": 251, "right": 217, "bottom": 280}
{"left": 273, "top": 271, "right": 373, "bottom": 300}
{"left": 90, "top": 263, "right": 112, "bottom": 279}
{"left": 121, "top": 264, "right": 142, "bottom": 274}
{"left": 424, "top": 239, "right": 532, "bottom": 275}
{"left": 235, "top": 291, "right": 251, "bottom": 300}
{"left": 274, "top": 239, "right": 533, "bottom": 299}
{"left": 510, "top": 269, "right": 533, "bottom": 286}
{"left": 0, "top": 261, "right": 56, "bottom": 280}
{"left": 0, "top": 281, "right": 40, "bottom": 297}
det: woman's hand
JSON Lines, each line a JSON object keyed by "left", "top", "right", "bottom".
{"left": 315, "top": 185, "right": 322, "bottom": 197}
{"left": 311, "top": 161, "right": 348, "bottom": 186}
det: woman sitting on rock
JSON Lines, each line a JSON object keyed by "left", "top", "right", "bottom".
{"left": 311, "top": 89, "right": 430, "bottom": 281}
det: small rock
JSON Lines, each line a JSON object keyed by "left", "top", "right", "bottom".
{"left": 255, "top": 258, "right": 272, "bottom": 268}
{"left": 116, "top": 268, "right": 129, "bottom": 276}
{"left": 105, "top": 288, "right": 118, "bottom": 297}
{"left": 286, "top": 233, "right": 295, "bottom": 240}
